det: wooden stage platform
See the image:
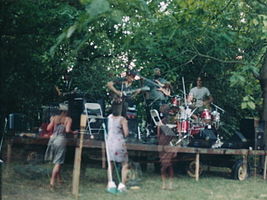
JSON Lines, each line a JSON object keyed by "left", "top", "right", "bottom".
{"left": 6, "top": 134, "right": 267, "bottom": 198}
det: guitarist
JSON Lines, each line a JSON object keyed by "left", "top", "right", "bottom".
{"left": 145, "top": 68, "right": 171, "bottom": 124}
{"left": 107, "top": 70, "right": 141, "bottom": 118}
{"left": 145, "top": 68, "right": 171, "bottom": 109}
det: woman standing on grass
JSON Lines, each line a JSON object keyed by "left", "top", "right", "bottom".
{"left": 44, "top": 104, "right": 77, "bottom": 189}
{"left": 106, "top": 104, "right": 129, "bottom": 193}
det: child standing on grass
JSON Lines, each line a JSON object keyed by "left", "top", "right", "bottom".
{"left": 157, "top": 105, "right": 177, "bottom": 190}
{"left": 106, "top": 104, "right": 129, "bottom": 193}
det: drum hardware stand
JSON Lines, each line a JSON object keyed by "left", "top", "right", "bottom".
{"left": 182, "top": 77, "right": 187, "bottom": 106}
{"left": 211, "top": 134, "right": 224, "bottom": 148}
{"left": 211, "top": 103, "right": 225, "bottom": 114}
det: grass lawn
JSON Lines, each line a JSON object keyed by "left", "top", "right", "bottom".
{"left": 2, "top": 162, "right": 267, "bottom": 200}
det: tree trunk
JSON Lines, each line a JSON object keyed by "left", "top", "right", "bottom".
{"left": 259, "top": 51, "right": 267, "bottom": 150}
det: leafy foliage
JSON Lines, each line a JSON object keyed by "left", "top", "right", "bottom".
{"left": 1, "top": 0, "right": 267, "bottom": 136}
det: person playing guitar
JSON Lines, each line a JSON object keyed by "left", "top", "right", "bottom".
{"left": 145, "top": 68, "right": 171, "bottom": 108}
{"left": 143, "top": 68, "right": 172, "bottom": 125}
{"left": 107, "top": 70, "right": 146, "bottom": 118}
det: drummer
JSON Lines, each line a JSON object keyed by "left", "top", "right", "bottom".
{"left": 187, "top": 76, "right": 213, "bottom": 108}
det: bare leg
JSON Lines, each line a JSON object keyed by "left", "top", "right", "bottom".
{"left": 50, "top": 164, "right": 61, "bottom": 186}
{"left": 56, "top": 170, "right": 63, "bottom": 184}
{"left": 107, "top": 161, "right": 114, "bottom": 183}
{"left": 161, "top": 166, "right": 167, "bottom": 189}
{"left": 121, "top": 162, "right": 128, "bottom": 185}
{"left": 168, "top": 166, "right": 174, "bottom": 190}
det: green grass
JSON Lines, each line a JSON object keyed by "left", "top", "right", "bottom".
{"left": 2, "top": 163, "right": 267, "bottom": 200}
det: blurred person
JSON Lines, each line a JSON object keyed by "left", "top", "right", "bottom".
{"left": 157, "top": 105, "right": 176, "bottom": 190}
{"left": 44, "top": 104, "right": 78, "bottom": 189}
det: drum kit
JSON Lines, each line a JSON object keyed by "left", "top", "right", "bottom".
{"left": 161, "top": 95, "right": 225, "bottom": 147}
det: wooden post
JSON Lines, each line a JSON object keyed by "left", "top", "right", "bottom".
{"left": 72, "top": 114, "right": 86, "bottom": 199}
{"left": 264, "top": 154, "right": 267, "bottom": 180}
{"left": 101, "top": 142, "right": 106, "bottom": 169}
{"left": 195, "top": 152, "right": 200, "bottom": 181}
{"left": 243, "top": 154, "right": 248, "bottom": 179}
{"left": 7, "top": 140, "right": 12, "bottom": 164}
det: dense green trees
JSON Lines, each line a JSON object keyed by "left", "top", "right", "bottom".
{"left": 1, "top": 0, "right": 266, "bottom": 137}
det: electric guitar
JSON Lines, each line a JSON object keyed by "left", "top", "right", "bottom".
{"left": 55, "top": 86, "right": 80, "bottom": 96}
{"left": 112, "top": 86, "right": 150, "bottom": 104}
{"left": 138, "top": 76, "right": 171, "bottom": 96}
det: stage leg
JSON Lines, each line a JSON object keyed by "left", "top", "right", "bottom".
{"left": 7, "top": 141, "right": 12, "bottom": 164}
{"left": 264, "top": 154, "right": 267, "bottom": 180}
{"left": 195, "top": 152, "right": 200, "bottom": 181}
{"left": 102, "top": 142, "right": 106, "bottom": 169}
{"left": 242, "top": 154, "right": 248, "bottom": 179}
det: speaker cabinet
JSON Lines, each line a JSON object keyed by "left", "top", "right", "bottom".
{"left": 8, "top": 113, "right": 29, "bottom": 132}
{"left": 69, "top": 98, "right": 84, "bottom": 130}
{"left": 240, "top": 119, "right": 255, "bottom": 148}
{"left": 255, "top": 121, "right": 265, "bottom": 150}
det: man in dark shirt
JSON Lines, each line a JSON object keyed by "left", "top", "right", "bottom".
{"left": 144, "top": 68, "right": 171, "bottom": 128}
{"left": 107, "top": 70, "right": 141, "bottom": 118}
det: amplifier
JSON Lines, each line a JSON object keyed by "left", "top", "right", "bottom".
{"left": 255, "top": 121, "right": 265, "bottom": 150}
{"left": 8, "top": 113, "right": 29, "bottom": 132}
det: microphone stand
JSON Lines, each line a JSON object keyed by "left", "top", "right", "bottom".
{"left": 182, "top": 77, "right": 187, "bottom": 107}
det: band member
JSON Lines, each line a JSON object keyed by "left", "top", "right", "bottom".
{"left": 145, "top": 68, "right": 171, "bottom": 123}
{"left": 107, "top": 70, "right": 141, "bottom": 118}
{"left": 188, "top": 76, "right": 213, "bottom": 108}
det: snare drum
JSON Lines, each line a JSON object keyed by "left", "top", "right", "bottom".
{"left": 201, "top": 109, "right": 212, "bottom": 124}
{"left": 177, "top": 120, "right": 190, "bottom": 133}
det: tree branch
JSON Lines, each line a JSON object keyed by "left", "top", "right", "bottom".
{"left": 256, "top": 0, "right": 267, "bottom": 7}
{"left": 197, "top": 52, "right": 244, "bottom": 64}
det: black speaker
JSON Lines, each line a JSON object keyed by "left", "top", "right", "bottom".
{"left": 8, "top": 113, "right": 29, "bottom": 132}
{"left": 255, "top": 121, "right": 265, "bottom": 150}
{"left": 240, "top": 118, "right": 255, "bottom": 148}
{"left": 128, "top": 118, "right": 138, "bottom": 136}
{"left": 240, "top": 119, "right": 254, "bottom": 140}
{"left": 69, "top": 98, "right": 84, "bottom": 130}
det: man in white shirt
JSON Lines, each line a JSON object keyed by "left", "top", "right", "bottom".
{"left": 188, "top": 77, "right": 213, "bottom": 108}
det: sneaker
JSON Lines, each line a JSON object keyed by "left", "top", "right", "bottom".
{"left": 106, "top": 181, "right": 117, "bottom": 194}
{"left": 117, "top": 183, "right": 127, "bottom": 192}
{"left": 107, "top": 181, "right": 116, "bottom": 189}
